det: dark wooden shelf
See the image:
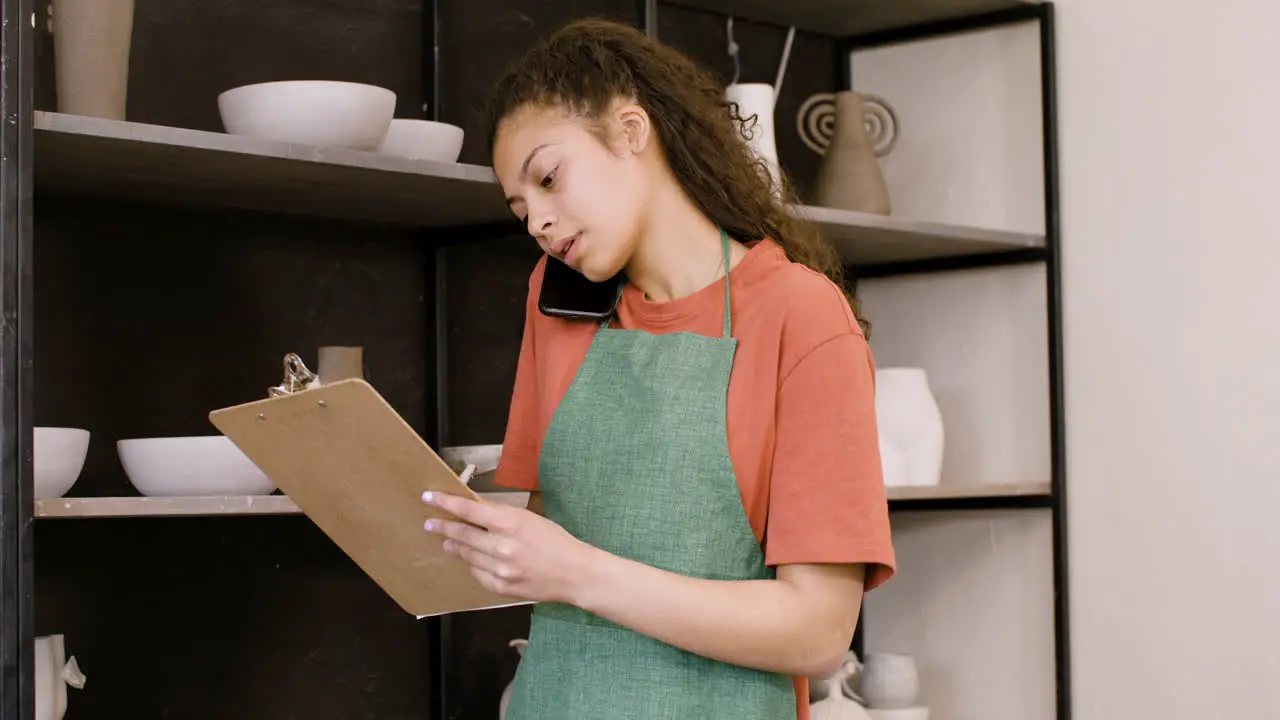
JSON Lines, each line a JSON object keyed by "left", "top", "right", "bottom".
{"left": 663, "top": 0, "right": 1040, "bottom": 37}
{"left": 33, "top": 111, "right": 512, "bottom": 228}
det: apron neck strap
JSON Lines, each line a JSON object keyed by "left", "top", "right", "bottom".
{"left": 603, "top": 226, "right": 734, "bottom": 338}
{"left": 718, "top": 226, "right": 732, "bottom": 339}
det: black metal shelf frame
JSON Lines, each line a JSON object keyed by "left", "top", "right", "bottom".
{"left": 838, "top": 6, "right": 1070, "bottom": 720}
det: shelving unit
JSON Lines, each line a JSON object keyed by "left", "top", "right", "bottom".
{"left": 33, "top": 111, "right": 1044, "bottom": 267}
{"left": 0, "top": 0, "right": 1065, "bottom": 718}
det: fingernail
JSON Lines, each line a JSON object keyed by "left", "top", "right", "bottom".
{"left": 424, "top": 519, "right": 436, "bottom": 532}
{"left": 422, "top": 491, "right": 434, "bottom": 503}
{"left": 443, "top": 540, "right": 456, "bottom": 553}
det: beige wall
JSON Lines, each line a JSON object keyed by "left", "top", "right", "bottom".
{"left": 843, "top": 1, "right": 1278, "bottom": 717}
{"left": 1057, "top": 0, "right": 1280, "bottom": 717}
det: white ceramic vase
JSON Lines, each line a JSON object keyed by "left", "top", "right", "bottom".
{"left": 725, "top": 83, "right": 782, "bottom": 194}
{"left": 51, "top": 0, "right": 135, "bottom": 120}
{"left": 874, "top": 368, "right": 944, "bottom": 487}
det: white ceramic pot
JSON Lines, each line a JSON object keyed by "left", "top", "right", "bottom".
{"left": 724, "top": 82, "right": 781, "bottom": 194}
{"left": 860, "top": 653, "right": 919, "bottom": 709}
{"left": 33, "top": 427, "right": 90, "bottom": 499}
{"left": 376, "top": 119, "right": 465, "bottom": 162}
{"left": 874, "top": 368, "right": 944, "bottom": 487}
{"left": 117, "top": 435, "right": 275, "bottom": 496}
{"left": 217, "top": 80, "right": 396, "bottom": 150}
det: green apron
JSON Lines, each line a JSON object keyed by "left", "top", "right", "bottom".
{"left": 505, "top": 228, "right": 797, "bottom": 720}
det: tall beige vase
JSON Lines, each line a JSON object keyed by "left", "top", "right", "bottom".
{"left": 317, "top": 346, "right": 365, "bottom": 384}
{"left": 51, "top": 0, "right": 135, "bottom": 120}
{"left": 813, "top": 91, "right": 892, "bottom": 216}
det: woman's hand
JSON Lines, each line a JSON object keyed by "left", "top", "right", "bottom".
{"left": 422, "top": 491, "right": 596, "bottom": 604}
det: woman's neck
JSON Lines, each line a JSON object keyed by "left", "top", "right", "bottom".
{"left": 624, "top": 181, "right": 744, "bottom": 303}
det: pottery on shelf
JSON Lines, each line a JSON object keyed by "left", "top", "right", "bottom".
{"left": 217, "top": 80, "right": 396, "bottom": 150}
{"left": 725, "top": 82, "right": 782, "bottom": 195}
{"left": 34, "top": 634, "right": 86, "bottom": 720}
{"left": 33, "top": 427, "right": 90, "bottom": 499}
{"left": 874, "top": 368, "right": 944, "bottom": 487}
{"left": 117, "top": 435, "right": 275, "bottom": 497}
{"left": 498, "top": 638, "right": 529, "bottom": 720}
{"left": 860, "top": 653, "right": 920, "bottom": 710}
{"left": 377, "top": 119, "right": 465, "bottom": 162}
{"left": 812, "top": 91, "right": 892, "bottom": 215}
{"left": 809, "top": 651, "right": 873, "bottom": 720}
{"left": 51, "top": 0, "right": 135, "bottom": 120}
{"left": 317, "top": 346, "right": 365, "bottom": 384}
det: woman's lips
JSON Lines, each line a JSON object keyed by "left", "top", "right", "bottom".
{"left": 562, "top": 233, "right": 582, "bottom": 266}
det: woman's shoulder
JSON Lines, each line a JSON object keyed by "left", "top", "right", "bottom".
{"left": 738, "top": 241, "right": 866, "bottom": 356}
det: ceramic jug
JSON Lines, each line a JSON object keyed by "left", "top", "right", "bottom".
{"left": 810, "top": 651, "right": 873, "bottom": 720}
{"left": 34, "top": 634, "right": 86, "bottom": 720}
{"left": 498, "top": 638, "right": 529, "bottom": 720}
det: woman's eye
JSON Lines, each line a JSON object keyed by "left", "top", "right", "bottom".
{"left": 540, "top": 167, "right": 557, "bottom": 188}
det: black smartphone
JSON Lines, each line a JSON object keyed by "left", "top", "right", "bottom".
{"left": 538, "top": 255, "right": 623, "bottom": 322}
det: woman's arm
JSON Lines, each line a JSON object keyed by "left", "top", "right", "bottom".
{"left": 424, "top": 492, "right": 862, "bottom": 678}
{"left": 576, "top": 550, "right": 864, "bottom": 678}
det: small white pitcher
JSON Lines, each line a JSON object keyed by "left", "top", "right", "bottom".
{"left": 34, "top": 634, "right": 86, "bottom": 720}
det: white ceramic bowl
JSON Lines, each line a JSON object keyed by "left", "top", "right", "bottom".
{"left": 376, "top": 119, "right": 465, "bottom": 162}
{"left": 117, "top": 436, "right": 275, "bottom": 497}
{"left": 33, "top": 427, "right": 90, "bottom": 499}
{"left": 217, "top": 80, "right": 397, "bottom": 150}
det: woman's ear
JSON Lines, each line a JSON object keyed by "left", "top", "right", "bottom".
{"left": 613, "top": 101, "right": 652, "bottom": 156}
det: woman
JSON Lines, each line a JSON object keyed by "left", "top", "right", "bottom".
{"left": 422, "top": 17, "right": 896, "bottom": 720}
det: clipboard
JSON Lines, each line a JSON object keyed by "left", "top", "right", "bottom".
{"left": 208, "top": 365, "right": 533, "bottom": 618}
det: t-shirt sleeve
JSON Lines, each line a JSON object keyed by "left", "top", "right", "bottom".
{"left": 764, "top": 331, "right": 897, "bottom": 591}
{"left": 493, "top": 263, "right": 545, "bottom": 492}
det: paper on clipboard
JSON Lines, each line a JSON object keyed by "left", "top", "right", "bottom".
{"left": 208, "top": 359, "right": 533, "bottom": 618}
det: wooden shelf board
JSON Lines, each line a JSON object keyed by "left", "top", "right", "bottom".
{"left": 794, "top": 204, "right": 1045, "bottom": 266}
{"left": 663, "top": 0, "right": 1040, "bottom": 37}
{"left": 33, "top": 111, "right": 512, "bottom": 228}
{"left": 34, "top": 491, "right": 531, "bottom": 519}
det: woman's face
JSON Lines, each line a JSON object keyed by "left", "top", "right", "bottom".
{"left": 493, "top": 103, "right": 651, "bottom": 283}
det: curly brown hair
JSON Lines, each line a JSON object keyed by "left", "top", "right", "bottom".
{"left": 485, "top": 17, "right": 866, "bottom": 332}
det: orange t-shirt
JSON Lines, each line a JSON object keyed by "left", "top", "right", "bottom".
{"left": 494, "top": 238, "right": 896, "bottom": 719}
